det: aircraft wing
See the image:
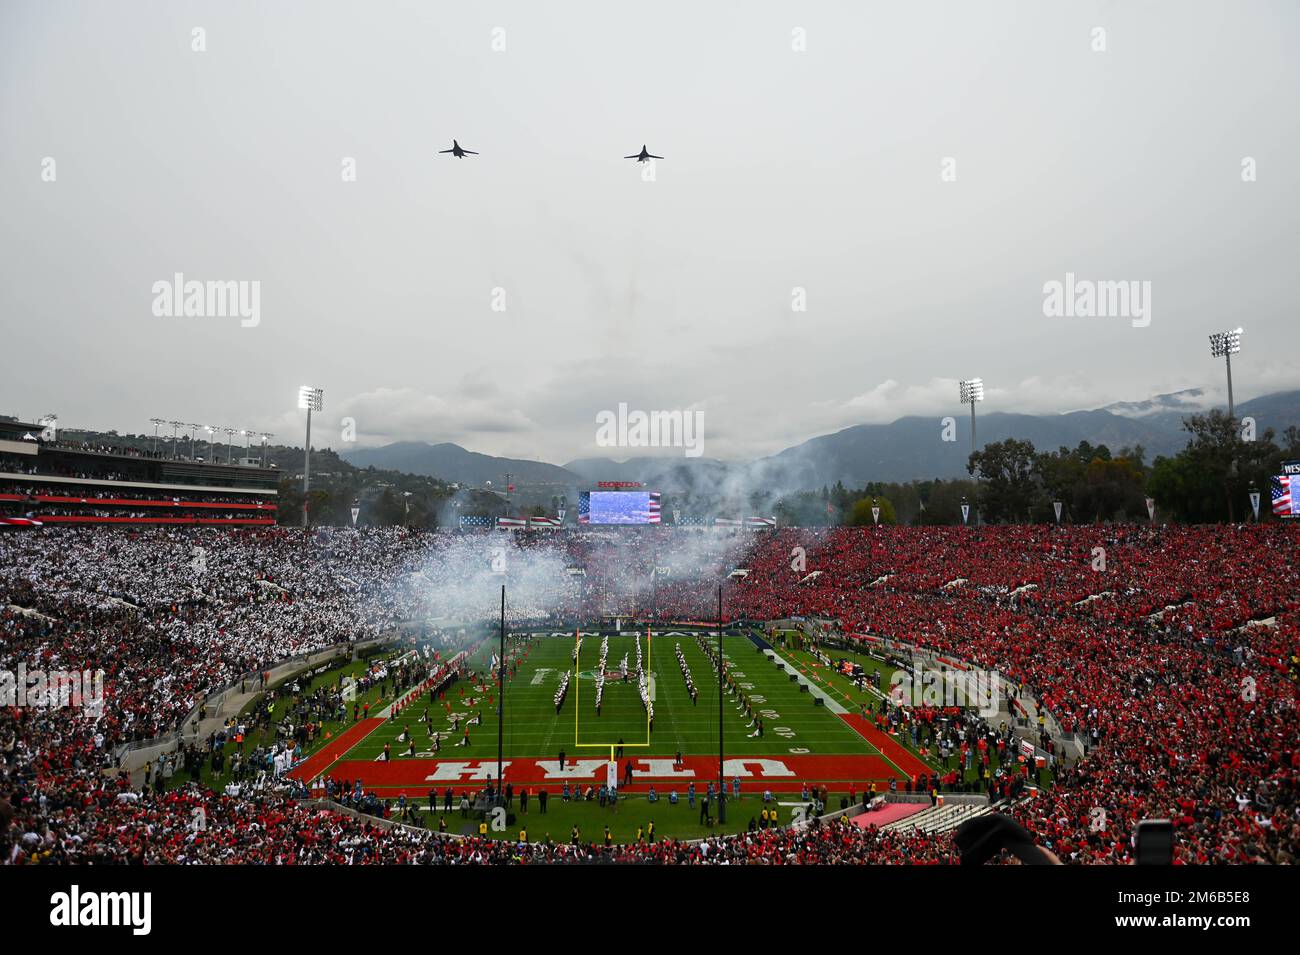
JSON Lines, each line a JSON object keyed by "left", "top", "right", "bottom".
{"left": 438, "top": 148, "right": 455, "bottom": 153}
{"left": 463, "top": 149, "right": 478, "bottom": 155}
{"left": 647, "top": 153, "right": 663, "bottom": 159}
{"left": 624, "top": 154, "right": 640, "bottom": 159}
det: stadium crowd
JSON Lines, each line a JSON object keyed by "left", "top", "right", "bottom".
{"left": 1, "top": 522, "right": 1296, "bottom": 865}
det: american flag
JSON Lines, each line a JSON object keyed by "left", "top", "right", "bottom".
{"left": 459, "top": 515, "right": 492, "bottom": 528}
{"left": 1272, "top": 475, "right": 1296, "bottom": 517}
{"left": 578, "top": 491, "right": 660, "bottom": 523}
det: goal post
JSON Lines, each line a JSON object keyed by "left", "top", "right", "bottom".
{"left": 574, "top": 625, "right": 653, "bottom": 759}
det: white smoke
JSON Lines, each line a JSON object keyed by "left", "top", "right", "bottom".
{"left": 392, "top": 528, "right": 755, "bottom": 628}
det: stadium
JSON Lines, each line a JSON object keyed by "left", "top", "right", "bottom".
{"left": 1, "top": 425, "right": 1297, "bottom": 867}
{"left": 1, "top": 0, "right": 1296, "bottom": 936}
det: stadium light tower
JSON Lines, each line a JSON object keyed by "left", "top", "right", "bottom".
{"left": 149, "top": 418, "right": 166, "bottom": 456}
{"left": 1208, "top": 328, "right": 1243, "bottom": 419}
{"left": 298, "top": 386, "right": 324, "bottom": 528}
{"left": 259, "top": 432, "right": 274, "bottom": 469}
{"left": 186, "top": 424, "right": 201, "bottom": 461}
{"left": 203, "top": 426, "right": 216, "bottom": 462}
{"left": 959, "top": 379, "right": 984, "bottom": 526}
{"left": 168, "top": 420, "right": 185, "bottom": 459}
{"left": 959, "top": 378, "right": 984, "bottom": 458}
{"left": 223, "top": 428, "right": 238, "bottom": 464}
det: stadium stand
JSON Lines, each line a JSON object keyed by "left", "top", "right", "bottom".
{"left": 1, "top": 523, "right": 1297, "bottom": 864}
{"left": 0, "top": 417, "right": 277, "bottom": 527}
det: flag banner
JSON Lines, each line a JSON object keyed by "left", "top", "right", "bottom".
{"left": 579, "top": 491, "right": 659, "bottom": 524}
{"left": 960, "top": 504, "right": 970, "bottom": 525}
{"left": 1053, "top": 501, "right": 1063, "bottom": 522}
{"left": 1271, "top": 476, "right": 1296, "bottom": 517}
{"left": 1146, "top": 497, "right": 1156, "bottom": 521}
{"left": 496, "top": 517, "right": 527, "bottom": 528}
{"left": 459, "top": 515, "right": 492, "bottom": 528}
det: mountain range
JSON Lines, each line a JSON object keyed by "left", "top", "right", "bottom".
{"left": 341, "top": 441, "right": 576, "bottom": 487}
{"left": 340, "top": 389, "right": 1300, "bottom": 493}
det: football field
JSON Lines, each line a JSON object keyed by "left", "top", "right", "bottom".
{"left": 290, "top": 629, "right": 935, "bottom": 840}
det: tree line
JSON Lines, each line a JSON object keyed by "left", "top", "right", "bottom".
{"left": 774, "top": 412, "right": 1300, "bottom": 526}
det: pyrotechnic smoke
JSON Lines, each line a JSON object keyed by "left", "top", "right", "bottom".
{"left": 394, "top": 528, "right": 756, "bottom": 628}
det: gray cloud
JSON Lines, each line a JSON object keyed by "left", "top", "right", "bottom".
{"left": 1, "top": 1, "right": 1296, "bottom": 465}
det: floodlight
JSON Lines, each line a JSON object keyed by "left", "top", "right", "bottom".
{"left": 959, "top": 378, "right": 984, "bottom": 404}
{"left": 1208, "top": 328, "right": 1243, "bottom": 358}
{"left": 298, "top": 386, "right": 323, "bottom": 412}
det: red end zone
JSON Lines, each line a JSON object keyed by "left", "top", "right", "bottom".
{"left": 291, "top": 717, "right": 386, "bottom": 781}
{"left": 837, "top": 714, "right": 932, "bottom": 779}
{"left": 294, "top": 753, "right": 904, "bottom": 796}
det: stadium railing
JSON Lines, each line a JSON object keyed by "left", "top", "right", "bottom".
{"left": 113, "top": 635, "right": 394, "bottom": 772}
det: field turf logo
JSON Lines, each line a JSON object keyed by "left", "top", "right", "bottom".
{"left": 889, "top": 660, "right": 1000, "bottom": 717}
{"left": 49, "top": 886, "right": 151, "bottom": 935}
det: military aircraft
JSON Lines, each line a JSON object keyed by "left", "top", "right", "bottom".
{"left": 623, "top": 145, "right": 663, "bottom": 163}
{"left": 439, "top": 140, "right": 479, "bottom": 158}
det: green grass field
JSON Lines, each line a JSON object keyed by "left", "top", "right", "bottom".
{"left": 183, "top": 629, "right": 987, "bottom": 843}
{"left": 350, "top": 631, "right": 873, "bottom": 763}
{"left": 327, "top": 629, "right": 923, "bottom": 841}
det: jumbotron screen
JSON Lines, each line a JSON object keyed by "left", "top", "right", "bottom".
{"left": 1272, "top": 460, "right": 1300, "bottom": 519}
{"left": 578, "top": 490, "right": 661, "bottom": 524}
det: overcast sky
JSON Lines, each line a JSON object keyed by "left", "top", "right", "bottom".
{"left": 2, "top": 1, "right": 1297, "bottom": 464}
